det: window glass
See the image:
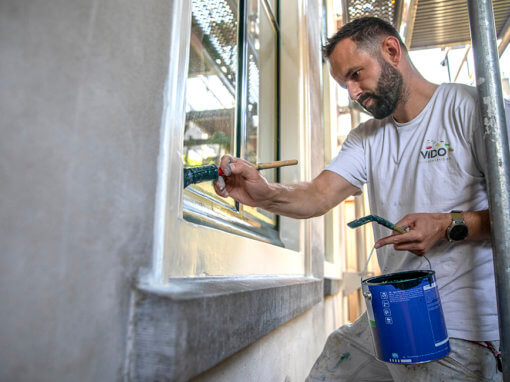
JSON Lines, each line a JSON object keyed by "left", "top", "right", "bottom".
{"left": 243, "top": 0, "right": 278, "bottom": 225}
{"left": 184, "top": 0, "right": 238, "bottom": 209}
{"left": 183, "top": 0, "right": 280, "bottom": 243}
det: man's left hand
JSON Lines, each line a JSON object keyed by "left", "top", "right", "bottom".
{"left": 374, "top": 213, "right": 451, "bottom": 256}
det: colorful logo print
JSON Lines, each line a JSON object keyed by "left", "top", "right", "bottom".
{"left": 420, "top": 139, "right": 454, "bottom": 160}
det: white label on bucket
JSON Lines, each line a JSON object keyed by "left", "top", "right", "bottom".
{"left": 423, "top": 282, "right": 437, "bottom": 291}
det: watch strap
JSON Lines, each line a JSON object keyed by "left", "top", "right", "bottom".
{"left": 451, "top": 210, "right": 464, "bottom": 223}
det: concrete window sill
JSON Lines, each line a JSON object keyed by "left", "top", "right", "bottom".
{"left": 128, "top": 276, "right": 322, "bottom": 382}
{"left": 323, "top": 277, "right": 343, "bottom": 296}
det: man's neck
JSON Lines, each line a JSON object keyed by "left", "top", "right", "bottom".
{"left": 392, "top": 74, "right": 439, "bottom": 123}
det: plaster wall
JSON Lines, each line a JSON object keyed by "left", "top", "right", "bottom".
{"left": 0, "top": 0, "right": 170, "bottom": 380}
{"left": 192, "top": 295, "right": 344, "bottom": 382}
{"left": 0, "top": 0, "right": 343, "bottom": 381}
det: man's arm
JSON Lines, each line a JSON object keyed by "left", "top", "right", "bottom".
{"left": 374, "top": 210, "right": 491, "bottom": 256}
{"left": 213, "top": 155, "right": 359, "bottom": 218}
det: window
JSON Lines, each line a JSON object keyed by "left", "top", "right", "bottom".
{"left": 137, "top": 2, "right": 323, "bottom": 377}
{"left": 183, "top": 0, "right": 281, "bottom": 245}
{"left": 154, "top": 0, "right": 307, "bottom": 279}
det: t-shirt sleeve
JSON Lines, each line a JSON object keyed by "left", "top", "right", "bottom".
{"left": 325, "top": 126, "right": 367, "bottom": 192}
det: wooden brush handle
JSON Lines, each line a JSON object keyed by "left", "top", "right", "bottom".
{"left": 255, "top": 159, "right": 298, "bottom": 170}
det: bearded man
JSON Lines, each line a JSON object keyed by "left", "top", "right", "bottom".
{"left": 214, "top": 17, "right": 504, "bottom": 381}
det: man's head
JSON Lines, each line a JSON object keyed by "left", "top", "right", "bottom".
{"left": 324, "top": 17, "right": 408, "bottom": 119}
{"left": 323, "top": 17, "right": 407, "bottom": 58}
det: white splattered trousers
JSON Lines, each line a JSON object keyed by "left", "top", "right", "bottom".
{"left": 306, "top": 312, "right": 502, "bottom": 382}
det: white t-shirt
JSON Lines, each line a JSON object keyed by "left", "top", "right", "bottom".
{"left": 326, "top": 83, "right": 500, "bottom": 341}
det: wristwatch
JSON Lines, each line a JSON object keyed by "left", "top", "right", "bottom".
{"left": 446, "top": 210, "right": 469, "bottom": 242}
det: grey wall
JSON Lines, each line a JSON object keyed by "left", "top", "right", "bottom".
{"left": 0, "top": 1, "right": 342, "bottom": 381}
{"left": 0, "top": 0, "right": 172, "bottom": 380}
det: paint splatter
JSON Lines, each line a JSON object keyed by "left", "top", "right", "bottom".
{"left": 335, "top": 352, "right": 350, "bottom": 368}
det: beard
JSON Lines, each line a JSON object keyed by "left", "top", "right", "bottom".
{"left": 357, "top": 58, "right": 404, "bottom": 119}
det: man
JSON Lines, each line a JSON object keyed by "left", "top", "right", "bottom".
{"left": 214, "top": 17, "right": 503, "bottom": 381}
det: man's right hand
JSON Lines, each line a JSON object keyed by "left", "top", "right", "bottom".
{"left": 213, "top": 155, "right": 274, "bottom": 208}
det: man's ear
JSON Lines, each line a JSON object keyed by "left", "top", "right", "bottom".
{"left": 381, "top": 36, "right": 402, "bottom": 66}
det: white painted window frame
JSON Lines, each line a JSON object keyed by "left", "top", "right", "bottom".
{"left": 321, "top": 0, "right": 345, "bottom": 283}
{"left": 149, "top": 0, "right": 317, "bottom": 282}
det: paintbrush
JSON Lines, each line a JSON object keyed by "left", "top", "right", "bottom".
{"left": 183, "top": 159, "right": 298, "bottom": 188}
{"left": 347, "top": 214, "right": 407, "bottom": 234}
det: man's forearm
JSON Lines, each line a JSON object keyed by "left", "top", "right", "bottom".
{"left": 262, "top": 182, "right": 336, "bottom": 219}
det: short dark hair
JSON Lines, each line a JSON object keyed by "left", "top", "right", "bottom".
{"left": 322, "top": 16, "right": 407, "bottom": 58}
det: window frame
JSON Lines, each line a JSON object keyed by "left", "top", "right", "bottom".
{"left": 129, "top": 1, "right": 326, "bottom": 380}
{"left": 321, "top": 0, "right": 345, "bottom": 286}
{"left": 152, "top": 0, "right": 319, "bottom": 280}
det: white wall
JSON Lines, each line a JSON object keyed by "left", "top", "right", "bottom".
{"left": 192, "top": 296, "right": 344, "bottom": 382}
{"left": 0, "top": 0, "right": 171, "bottom": 380}
{"left": 0, "top": 0, "right": 344, "bottom": 380}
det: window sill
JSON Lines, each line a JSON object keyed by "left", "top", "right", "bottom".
{"left": 324, "top": 277, "right": 343, "bottom": 296}
{"left": 129, "top": 276, "right": 322, "bottom": 381}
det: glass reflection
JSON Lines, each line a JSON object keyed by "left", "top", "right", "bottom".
{"left": 245, "top": 0, "right": 277, "bottom": 224}
{"left": 184, "top": 0, "right": 237, "bottom": 201}
{"left": 183, "top": 0, "right": 279, "bottom": 233}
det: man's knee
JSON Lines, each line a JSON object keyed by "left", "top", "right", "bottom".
{"left": 306, "top": 316, "right": 383, "bottom": 382}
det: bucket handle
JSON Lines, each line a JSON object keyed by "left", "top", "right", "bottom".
{"left": 361, "top": 245, "right": 432, "bottom": 283}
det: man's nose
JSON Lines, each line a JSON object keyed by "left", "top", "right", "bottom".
{"left": 347, "top": 82, "right": 362, "bottom": 101}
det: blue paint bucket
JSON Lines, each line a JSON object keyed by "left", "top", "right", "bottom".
{"left": 362, "top": 270, "right": 450, "bottom": 364}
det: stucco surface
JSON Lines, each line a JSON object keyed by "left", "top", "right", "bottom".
{"left": 0, "top": 0, "right": 170, "bottom": 380}
{"left": 191, "top": 295, "right": 344, "bottom": 382}
{"left": 0, "top": 0, "right": 343, "bottom": 380}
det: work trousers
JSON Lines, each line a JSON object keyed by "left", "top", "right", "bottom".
{"left": 306, "top": 312, "right": 502, "bottom": 381}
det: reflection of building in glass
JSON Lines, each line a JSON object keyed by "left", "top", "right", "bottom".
{"left": 184, "top": 0, "right": 238, "bottom": 167}
{"left": 183, "top": 0, "right": 279, "bottom": 233}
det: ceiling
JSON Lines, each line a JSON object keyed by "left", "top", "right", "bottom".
{"left": 342, "top": 0, "right": 510, "bottom": 52}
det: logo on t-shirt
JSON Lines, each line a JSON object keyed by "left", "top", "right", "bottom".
{"left": 420, "top": 139, "right": 454, "bottom": 162}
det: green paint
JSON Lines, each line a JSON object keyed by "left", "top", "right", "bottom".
{"left": 183, "top": 165, "right": 219, "bottom": 188}
{"left": 347, "top": 214, "right": 406, "bottom": 233}
{"left": 335, "top": 352, "right": 350, "bottom": 368}
{"left": 370, "top": 320, "right": 376, "bottom": 328}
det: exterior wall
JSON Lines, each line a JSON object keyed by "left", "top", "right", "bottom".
{"left": 0, "top": 1, "right": 171, "bottom": 380}
{"left": 192, "top": 295, "right": 344, "bottom": 382}
{"left": 0, "top": 0, "right": 344, "bottom": 381}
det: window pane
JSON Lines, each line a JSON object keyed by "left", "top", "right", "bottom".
{"left": 183, "top": 0, "right": 281, "bottom": 243}
{"left": 244, "top": 0, "right": 278, "bottom": 225}
{"left": 184, "top": 0, "right": 237, "bottom": 204}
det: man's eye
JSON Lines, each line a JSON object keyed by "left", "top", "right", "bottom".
{"left": 352, "top": 71, "right": 360, "bottom": 80}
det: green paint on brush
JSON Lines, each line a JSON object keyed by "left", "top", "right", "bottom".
{"left": 183, "top": 165, "right": 219, "bottom": 188}
{"left": 347, "top": 214, "right": 407, "bottom": 234}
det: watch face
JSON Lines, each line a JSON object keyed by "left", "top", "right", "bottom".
{"left": 450, "top": 224, "right": 469, "bottom": 241}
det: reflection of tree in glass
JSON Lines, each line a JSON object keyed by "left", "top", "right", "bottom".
{"left": 183, "top": 131, "right": 231, "bottom": 167}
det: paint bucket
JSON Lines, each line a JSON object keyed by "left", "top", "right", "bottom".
{"left": 362, "top": 269, "right": 450, "bottom": 364}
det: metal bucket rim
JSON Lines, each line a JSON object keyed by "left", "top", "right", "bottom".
{"left": 362, "top": 270, "right": 435, "bottom": 286}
